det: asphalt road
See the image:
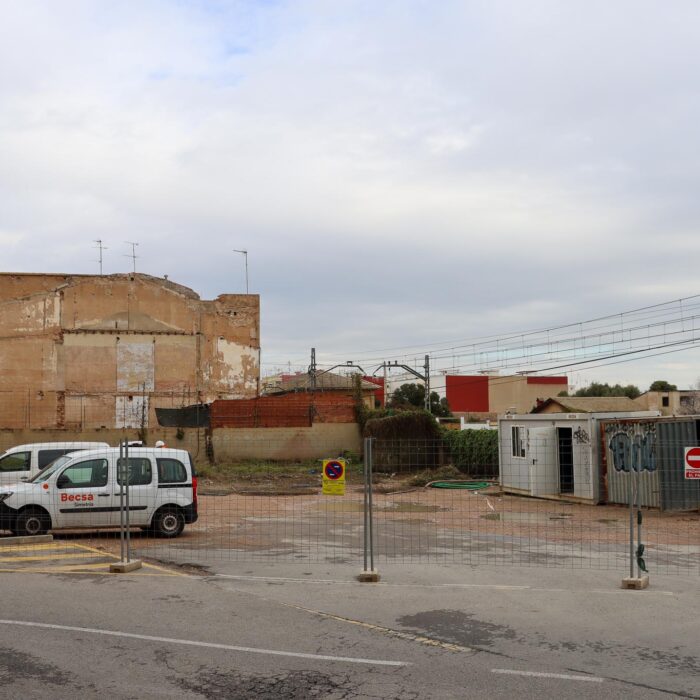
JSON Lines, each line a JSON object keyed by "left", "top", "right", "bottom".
{"left": 0, "top": 558, "right": 697, "bottom": 699}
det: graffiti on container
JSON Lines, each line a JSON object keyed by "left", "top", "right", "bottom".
{"left": 605, "top": 422, "right": 656, "bottom": 473}
{"left": 573, "top": 427, "right": 590, "bottom": 444}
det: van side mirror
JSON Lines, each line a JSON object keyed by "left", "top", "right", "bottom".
{"left": 56, "top": 475, "right": 69, "bottom": 488}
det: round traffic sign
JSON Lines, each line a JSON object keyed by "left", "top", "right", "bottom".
{"left": 324, "top": 461, "right": 344, "bottom": 480}
{"left": 685, "top": 447, "right": 700, "bottom": 470}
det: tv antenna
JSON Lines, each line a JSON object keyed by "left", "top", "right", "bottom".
{"left": 124, "top": 241, "right": 139, "bottom": 273}
{"left": 94, "top": 239, "right": 108, "bottom": 275}
{"left": 232, "top": 249, "right": 249, "bottom": 293}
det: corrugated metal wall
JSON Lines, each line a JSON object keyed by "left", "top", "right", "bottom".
{"left": 657, "top": 420, "right": 700, "bottom": 511}
{"left": 604, "top": 417, "right": 700, "bottom": 511}
{"left": 608, "top": 468, "right": 660, "bottom": 508}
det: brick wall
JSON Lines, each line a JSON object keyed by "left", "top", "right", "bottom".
{"left": 211, "top": 392, "right": 357, "bottom": 428}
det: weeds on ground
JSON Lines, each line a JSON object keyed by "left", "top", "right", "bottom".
{"left": 196, "top": 456, "right": 365, "bottom": 491}
{"left": 372, "top": 464, "right": 464, "bottom": 493}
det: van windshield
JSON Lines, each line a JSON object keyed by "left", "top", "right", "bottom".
{"left": 30, "top": 455, "right": 74, "bottom": 483}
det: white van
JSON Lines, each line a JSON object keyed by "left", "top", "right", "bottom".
{"left": 0, "top": 447, "right": 198, "bottom": 538}
{"left": 0, "top": 442, "right": 111, "bottom": 485}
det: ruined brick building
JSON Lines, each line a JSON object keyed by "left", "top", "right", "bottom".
{"left": 0, "top": 273, "right": 260, "bottom": 429}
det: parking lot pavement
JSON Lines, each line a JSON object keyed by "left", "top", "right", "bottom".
{"left": 0, "top": 568, "right": 691, "bottom": 699}
{"left": 0, "top": 539, "right": 182, "bottom": 576}
{"left": 201, "top": 561, "right": 700, "bottom": 699}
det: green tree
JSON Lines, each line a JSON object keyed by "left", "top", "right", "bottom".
{"left": 649, "top": 380, "right": 677, "bottom": 391}
{"left": 574, "top": 382, "right": 641, "bottom": 399}
{"left": 388, "top": 383, "right": 451, "bottom": 417}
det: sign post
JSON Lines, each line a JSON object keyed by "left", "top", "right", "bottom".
{"left": 684, "top": 447, "right": 700, "bottom": 479}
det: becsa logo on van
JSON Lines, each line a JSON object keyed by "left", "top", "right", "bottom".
{"left": 60, "top": 493, "right": 94, "bottom": 502}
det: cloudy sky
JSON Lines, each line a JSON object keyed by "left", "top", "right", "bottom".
{"left": 2, "top": 0, "right": 700, "bottom": 389}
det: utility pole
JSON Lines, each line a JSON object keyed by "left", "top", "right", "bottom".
{"left": 125, "top": 241, "right": 139, "bottom": 273}
{"left": 233, "top": 249, "right": 249, "bottom": 293}
{"left": 94, "top": 239, "right": 108, "bottom": 275}
{"left": 372, "top": 358, "right": 433, "bottom": 414}
{"left": 383, "top": 362, "right": 388, "bottom": 407}
{"left": 309, "top": 347, "right": 317, "bottom": 390}
{"left": 424, "top": 354, "right": 430, "bottom": 411}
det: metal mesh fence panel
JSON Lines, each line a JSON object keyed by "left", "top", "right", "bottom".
{"left": 138, "top": 434, "right": 367, "bottom": 566}
{"left": 0, "top": 423, "right": 696, "bottom": 577}
{"left": 366, "top": 437, "right": 699, "bottom": 574}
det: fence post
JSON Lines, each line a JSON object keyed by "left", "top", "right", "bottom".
{"left": 125, "top": 439, "right": 131, "bottom": 561}
{"left": 621, "top": 464, "right": 648, "bottom": 589}
{"left": 110, "top": 438, "right": 142, "bottom": 573}
{"left": 119, "top": 439, "right": 125, "bottom": 563}
{"left": 358, "top": 437, "right": 380, "bottom": 582}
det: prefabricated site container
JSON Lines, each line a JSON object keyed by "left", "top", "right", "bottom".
{"left": 498, "top": 410, "right": 658, "bottom": 505}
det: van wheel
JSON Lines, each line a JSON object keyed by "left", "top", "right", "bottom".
{"left": 15, "top": 510, "right": 50, "bottom": 537}
{"left": 152, "top": 509, "right": 184, "bottom": 538}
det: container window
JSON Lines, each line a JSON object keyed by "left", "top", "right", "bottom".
{"left": 511, "top": 426, "right": 525, "bottom": 458}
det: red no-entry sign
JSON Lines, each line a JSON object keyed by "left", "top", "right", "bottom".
{"left": 684, "top": 447, "right": 700, "bottom": 479}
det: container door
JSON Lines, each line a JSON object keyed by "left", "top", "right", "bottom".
{"left": 557, "top": 427, "right": 574, "bottom": 494}
{"left": 529, "top": 427, "right": 558, "bottom": 496}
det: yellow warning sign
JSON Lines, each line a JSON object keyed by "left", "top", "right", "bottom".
{"left": 322, "top": 459, "right": 346, "bottom": 496}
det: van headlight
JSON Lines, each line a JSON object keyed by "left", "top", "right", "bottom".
{"left": 0, "top": 492, "right": 13, "bottom": 502}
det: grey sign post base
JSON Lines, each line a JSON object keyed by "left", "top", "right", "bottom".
{"left": 110, "top": 559, "right": 143, "bottom": 573}
{"left": 357, "top": 570, "right": 381, "bottom": 583}
{"left": 110, "top": 438, "right": 143, "bottom": 574}
{"left": 621, "top": 575, "right": 649, "bottom": 590}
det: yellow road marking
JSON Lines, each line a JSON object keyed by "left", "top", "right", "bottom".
{"left": 0, "top": 567, "right": 181, "bottom": 576}
{"left": 26, "top": 562, "right": 121, "bottom": 571}
{"left": 0, "top": 544, "right": 74, "bottom": 553}
{"left": 68, "top": 543, "right": 125, "bottom": 559}
{"left": 0, "top": 540, "right": 186, "bottom": 576}
{"left": 67, "top": 543, "right": 189, "bottom": 576}
{"left": 0, "top": 553, "right": 103, "bottom": 562}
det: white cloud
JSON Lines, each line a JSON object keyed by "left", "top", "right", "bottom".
{"left": 1, "top": 0, "right": 700, "bottom": 384}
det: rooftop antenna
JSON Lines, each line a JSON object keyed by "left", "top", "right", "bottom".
{"left": 232, "top": 249, "right": 249, "bottom": 293}
{"left": 94, "top": 239, "right": 108, "bottom": 275}
{"left": 124, "top": 241, "right": 139, "bottom": 273}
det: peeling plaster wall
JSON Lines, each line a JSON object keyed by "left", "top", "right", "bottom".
{"left": 0, "top": 273, "right": 260, "bottom": 428}
{"left": 211, "top": 338, "right": 259, "bottom": 395}
{"left": 117, "top": 341, "right": 155, "bottom": 392}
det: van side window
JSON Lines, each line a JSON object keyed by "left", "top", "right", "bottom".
{"left": 0, "top": 452, "right": 31, "bottom": 472}
{"left": 58, "top": 459, "right": 109, "bottom": 488}
{"left": 157, "top": 458, "right": 187, "bottom": 483}
{"left": 38, "top": 449, "right": 69, "bottom": 469}
{"left": 117, "top": 458, "right": 153, "bottom": 486}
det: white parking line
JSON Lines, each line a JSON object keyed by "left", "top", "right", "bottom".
{"left": 492, "top": 669, "right": 604, "bottom": 682}
{"left": 0, "top": 619, "right": 407, "bottom": 667}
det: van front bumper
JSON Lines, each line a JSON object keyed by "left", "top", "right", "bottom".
{"left": 0, "top": 502, "right": 19, "bottom": 529}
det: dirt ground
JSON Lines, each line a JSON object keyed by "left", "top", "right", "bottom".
{"left": 58, "top": 481, "right": 700, "bottom": 575}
